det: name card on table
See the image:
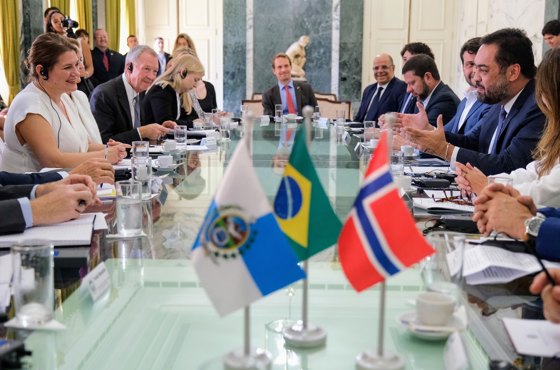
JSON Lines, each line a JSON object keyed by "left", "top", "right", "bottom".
{"left": 444, "top": 332, "right": 470, "bottom": 370}
{"left": 82, "top": 262, "right": 111, "bottom": 302}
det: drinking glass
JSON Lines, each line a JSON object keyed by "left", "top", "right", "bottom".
{"left": 116, "top": 180, "right": 143, "bottom": 237}
{"left": 336, "top": 109, "right": 346, "bottom": 125}
{"left": 131, "top": 140, "right": 149, "bottom": 158}
{"left": 364, "top": 121, "right": 376, "bottom": 141}
{"left": 131, "top": 157, "right": 152, "bottom": 198}
{"left": 274, "top": 104, "right": 283, "bottom": 123}
{"left": 422, "top": 232, "right": 466, "bottom": 304}
{"left": 219, "top": 117, "right": 231, "bottom": 143}
{"left": 313, "top": 105, "right": 320, "bottom": 124}
{"left": 488, "top": 175, "right": 513, "bottom": 186}
{"left": 11, "top": 240, "right": 54, "bottom": 327}
{"left": 390, "top": 150, "right": 404, "bottom": 176}
{"left": 174, "top": 125, "right": 188, "bottom": 144}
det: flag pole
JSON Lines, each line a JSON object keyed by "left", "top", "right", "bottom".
{"left": 377, "top": 281, "right": 386, "bottom": 358}
{"left": 283, "top": 106, "right": 327, "bottom": 349}
{"left": 224, "top": 304, "right": 272, "bottom": 370}
{"left": 244, "top": 306, "right": 250, "bottom": 357}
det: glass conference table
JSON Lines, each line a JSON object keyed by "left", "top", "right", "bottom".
{"left": 17, "top": 122, "right": 551, "bottom": 369}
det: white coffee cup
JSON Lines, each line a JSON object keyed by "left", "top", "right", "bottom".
{"left": 163, "top": 140, "right": 177, "bottom": 152}
{"left": 401, "top": 145, "right": 414, "bottom": 157}
{"left": 157, "top": 155, "right": 173, "bottom": 168}
{"left": 416, "top": 291, "right": 455, "bottom": 326}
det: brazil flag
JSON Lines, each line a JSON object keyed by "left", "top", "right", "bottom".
{"left": 273, "top": 125, "right": 342, "bottom": 260}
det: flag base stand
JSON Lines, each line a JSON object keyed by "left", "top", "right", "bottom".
{"left": 283, "top": 321, "right": 327, "bottom": 348}
{"left": 355, "top": 350, "right": 405, "bottom": 370}
{"left": 224, "top": 347, "right": 271, "bottom": 370}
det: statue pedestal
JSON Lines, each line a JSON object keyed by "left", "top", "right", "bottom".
{"left": 291, "top": 75, "right": 307, "bottom": 82}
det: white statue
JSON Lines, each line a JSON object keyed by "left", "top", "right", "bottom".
{"left": 286, "top": 35, "right": 310, "bottom": 80}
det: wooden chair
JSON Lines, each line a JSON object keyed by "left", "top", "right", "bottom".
{"left": 314, "top": 92, "right": 337, "bottom": 101}
{"left": 316, "top": 98, "right": 352, "bottom": 120}
{"left": 241, "top": 99, "right": 264, "bottom": 116}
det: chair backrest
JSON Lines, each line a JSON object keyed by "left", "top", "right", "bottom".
{"left": 251, "top": 93, "right": 263, "bottom": 100}
{"left": 241, "top": 99, "right": 264, "bottom": 117}
{"left": 314, "top": 92, "right": 337, "bottom": 101}
{"left": 316, "top": 98, "right": 352, "bottom": 120}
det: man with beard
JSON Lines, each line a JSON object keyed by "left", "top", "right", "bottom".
{"left": 90, "top": 45, "right": 174, "bottom": 144}
{"left": 400, "top": 38, "right": 491, "bottom": 135}
{"left": 401, "top": 54, "right": 459, "bottom": 125}
{"left": 353, "top": 53, "right": 407, "bottom": 123}
{"left": 402, "top": 28, "right": 545, "bottom": 175}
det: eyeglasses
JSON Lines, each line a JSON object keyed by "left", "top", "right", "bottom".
{"left": 431, "top": 189, "right": 473, "bottom": 206}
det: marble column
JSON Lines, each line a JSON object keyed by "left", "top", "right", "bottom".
{"left": 19, "top": 0, "right": 44, "bottom": 87}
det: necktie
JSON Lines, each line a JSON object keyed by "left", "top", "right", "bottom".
{"left": 102, "top": 52, "right": 109, "bottom": 71}
{"left": 284, "top": 85, "right": 296, "bottom": 114}
{"left": 133, "top": 95, "right": 140, "bottom": 128}
{"left": 365, "top": 86, "right": 384, "bottom": 121}
{"left": 401, "top": 94, "right": 416, "bottom": 114}
{"left": 489, "top": 107, "right": 507, "bottom": 154}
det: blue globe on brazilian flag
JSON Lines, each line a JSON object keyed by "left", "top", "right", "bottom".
{"left": 274, "top": 126, "right": 342, "bottom": 261}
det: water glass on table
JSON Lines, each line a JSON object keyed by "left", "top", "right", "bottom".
{"left": 131, "top": 157, "right": 152, "bottom": 198}
{"left": 174, "top": 125, "right": 188, "bottom": 144}
{"left": 363, "top": 121, "right": 377, "bottom": 141}
{"left": 336, "top": 109, "right": 346, "bottom": 125}
{"left": 274, "top": 104, "right": 283, "bottom": 123}
{"left": 488, "top": 175, "right": 513, "bottom": 186}
{"left": 11, "top": 240, "right": 54, "bottom": 327}
{"left": 131, "top": 140, "right": 149, "bottom": 158}
{"left": 219, "top": 117, "right": 231, "bottom": 143}
{"left": 390, "top": 150, "right": 404, "bottom": 176}
{"left": 116, "top": 180, "right": 143, "bottom": 237}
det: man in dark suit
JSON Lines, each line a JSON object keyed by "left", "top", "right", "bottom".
{"left": 354, "top": 53, "right": 406, "bottom": 123}
{"left": 90, "top": 29, "right": 125, "bottom": 88}
{"left": 401, "top": 54, "right": 460, "bottom": 125}
{"left": 444, "top": 37, "right": 492, "bottom": 135}
{"left": 90, "top": 45, "right": 174, "bottom": 144}
{"left": 398, "top": 42, "right": 435, "bottom": 115}
{"left": 262, "top": 53, "right": 318, "bottom": 116}
{"left": 0, "top": 175, "right": 97, "bottom": 235}
{"left": 401, "top": 38, "right": 491, "bottom": 135}
{"left": 154, "top": 37, "right": 171, "bottom": 76}
{"left": 403, "top": 28, "right": 545, "bottom": 175}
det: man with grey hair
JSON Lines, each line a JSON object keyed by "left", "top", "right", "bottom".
{"left": 90, "top": 45, "right": 175, "bottom": 144}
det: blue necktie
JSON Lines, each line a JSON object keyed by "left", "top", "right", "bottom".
{"left": 365, "top": 87, "right": 384, "bottom": 121}
{"left": 489, "top": 107, "right": 507, "bottom": 154}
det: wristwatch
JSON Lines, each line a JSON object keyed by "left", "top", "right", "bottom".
{"left": 524, "top": 212, "right": 546, "bottom": 241}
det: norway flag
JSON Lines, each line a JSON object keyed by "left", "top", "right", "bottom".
{"left": 338, "top": 132, "right": 434, "bottom": 292}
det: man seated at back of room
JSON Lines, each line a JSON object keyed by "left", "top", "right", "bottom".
{"left": 262, "top": 53, "right": 318, "bottom": 117}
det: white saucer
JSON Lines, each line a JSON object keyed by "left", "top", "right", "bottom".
{"left": 4, "top": 317, "right": 66, "bottom": 331}
{"left": 153, "top": 161, "right": 179, "bottom": 171}
{"left": 397, "top": 310, "right": 466, "bottom": 341}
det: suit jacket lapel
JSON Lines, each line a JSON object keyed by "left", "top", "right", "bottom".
{"left": 116, "top": 80, "right": 133, "bottom": 128}
{"left": 294, "top": 83, "right": 303, "bottom": 114}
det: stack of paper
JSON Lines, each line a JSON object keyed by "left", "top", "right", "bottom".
{"left": 460, "top": 245, "right": 560, "bottom": 285}
{"left": 413, "top": 197, "right": 474, "bottom": 213}
{"left": 0, "top": 213, "right": 107, "bottom": 248}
